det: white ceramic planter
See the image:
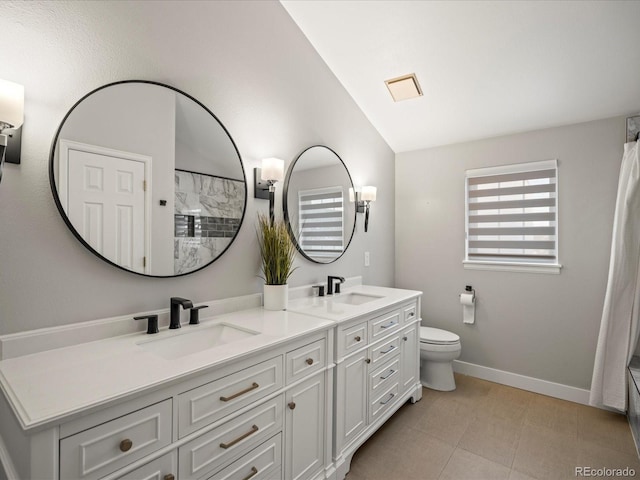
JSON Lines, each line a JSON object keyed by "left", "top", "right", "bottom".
{"left": 263, "top": 284, "right": 288, "bottom": 310}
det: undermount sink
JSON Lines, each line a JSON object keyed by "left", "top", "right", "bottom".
{"left": 330, "top": 292, "right": 383, "bottom": 305}
{"left": 136, "top": 323, "right": 259, "bottom": 359}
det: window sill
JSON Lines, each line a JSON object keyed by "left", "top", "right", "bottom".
{"left": 463, "top": 260, "right": 562, "bottom": 274}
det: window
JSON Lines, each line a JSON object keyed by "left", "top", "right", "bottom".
{"left": 464, "top": 159, "right": 561, "bottom": 274}
{"left": 298, "top": 186, "right": 344, "bottom": 261}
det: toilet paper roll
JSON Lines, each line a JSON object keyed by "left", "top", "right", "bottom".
{"left": 460, "top": 292, "right": 476, "bottom": 324}
{"left": 460, "top": 293, "right": 475, "bottom": 306}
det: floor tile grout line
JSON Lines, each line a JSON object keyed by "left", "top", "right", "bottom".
{"left": 507, "top": 409, "right": 524, "bottom": 470}
{"left": 435, "top": 443, "right": 458, "bottom": 480}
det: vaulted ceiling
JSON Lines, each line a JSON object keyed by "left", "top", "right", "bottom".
{"left": 281, "top": 1, "right": 640, "bottom": 153}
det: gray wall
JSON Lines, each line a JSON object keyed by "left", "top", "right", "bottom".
{"left": 396, "top": 117, "right": 625, "bottom": 389}
{"left": 0, "top": 0, "right": 395, "bottom": 334}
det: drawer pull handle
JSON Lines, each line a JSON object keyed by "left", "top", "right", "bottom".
{"left": 242, "top": 467, "right": 259, "bottom": 480}
{"left": 403, "top": 336, "right": 408, "bottom": 341}
{"left": 380, "top": 393, "right": 395, "bottom": 405}
{"left": 119, "top": 438, "right": 133, "bottom": 452}
{"left": 306, "top": 358, "right": 314, "bottom": 365}
{"left": 220, "top": 382, "right": 259, "bottom": 402}
{"left": 220, "top": 424, "right": 259, "bottom": 449}
{"left": 289, "top": 401, "right": 296, "bottom": 410}
{"left": 380, "top": 321, "right": 397, "bottom": 329}
{"left": 365, "top": 358, "right": 371, "bottom": 364}
{"left": 408, "top": 311, "right": 415, "bottom": 317}
{"left": 380, "top": 345, "right": 396, "bottom": 355}
{"left": 164, "top": 475, "right": 175, "bottom": 480}
{"left": 354, "top": 336, "right": 361, "bottom": 342}
{"left": 380, "top": 369, "right": 396, "bottom": 380}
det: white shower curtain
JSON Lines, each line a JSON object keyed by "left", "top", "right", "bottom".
{"left": 590, "top": 141, "right": 640, "bottom": 412}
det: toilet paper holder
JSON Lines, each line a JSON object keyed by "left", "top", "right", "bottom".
{"left": 460, "top": 286, "right": 475, "bottom": 304}
{"left": 460, "top": 285, "right": 476, "bottom": 325}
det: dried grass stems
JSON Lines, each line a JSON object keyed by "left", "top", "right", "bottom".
{"left": 257, "top": 214, "right": 297, "bottom": 285}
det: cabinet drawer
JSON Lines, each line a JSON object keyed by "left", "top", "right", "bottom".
{"left": 60, "top": 399, "right": 172, "bottom": 480}
{"left": 114, "top": 451, "right": 177, "bottom": 480}
{"left": 369, "top": 310, "right": 401, "bottom": 341}
{"left": 286, "top": 339, "right": 326, "bottom": 385}
{"left": 403, "top": 303, "right": 418, "bottom": 323}
{"left": 337, "top": 321, "right": 368, "bottom": 357}
{"left": 178, "top": 356, "right": 283, "bottom": 437}
{"left": 369, "top": 334, "right": 401, "bottom": 366}
{"left": 369, "top": 382, "right": 399, "bottom": 424}
{"left": 370, "top": 356, "right": 401, "bottom": 394}
{"left": 179, "top": 395, "right": 283, "bottom": 480}
{"left": 207, "top": 433, "right": 282, "bottom": 480}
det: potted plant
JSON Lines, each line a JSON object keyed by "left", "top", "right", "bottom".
{"left": 257, "top": 213, "right": 297, "bottom": 310}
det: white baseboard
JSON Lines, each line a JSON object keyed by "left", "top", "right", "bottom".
{"left": 453, "top": 360, "right": 591, "bottom": 406}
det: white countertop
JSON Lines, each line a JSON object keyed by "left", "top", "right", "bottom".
{"left": 0, "top": 285, "right": 422, "bottom": 432}
{"left": 0, "top": 308, "right": 333, "bottom": 430}
{"left": 287, "top": 284, "right": 422, "bottom": 323}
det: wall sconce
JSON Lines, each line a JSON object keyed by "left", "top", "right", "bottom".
{"left": 349, "top": 185, "right": 377, "bottom": 232}
{"left": 0, "top": 79, "right": 24, "bottom": 183}
{"left": 254, "top": 157, "right": 285, "bottom": 224}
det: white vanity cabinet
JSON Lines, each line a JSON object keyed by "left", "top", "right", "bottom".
{"left": 0, "top": 287, "right": 422, "bottom": 480}
{"left": 333, "top": 298, "right": 422, "bottom": 480}
{"left": 285, "top": 373, "right": 326, "bottom": 480}
{"left": 0, "top": 317, "right": 334, "bottom": 480}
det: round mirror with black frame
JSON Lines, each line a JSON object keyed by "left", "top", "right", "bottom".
{"left": 283, "top": 145, "right": 356, "bottom": 264}
{"left": 49, "top": 80, "right": 247, "bottom": 277}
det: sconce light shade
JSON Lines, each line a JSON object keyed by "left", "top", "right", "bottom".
{"left": 361, "top": 186, "right": 377, "bottom": 202}
{"left": 260, "top": 158, "right": 284, "bottom": 182}
{"left": 350, "top": 185, "right": 376, "bottom": 232}
{"left": 0, "top": 79, "right": 24, "bottom": 170}
{"left": 0, "top": 79, "right": 24, "bottom": 128}
{"left": 256, "top": 158, "right": 284, "bottom": 225}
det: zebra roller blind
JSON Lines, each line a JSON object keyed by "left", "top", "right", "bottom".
{"left": 298, "top": 186, "right": 344, "bottom": 260}
{"left": 465, "top": 159, "right": 558, "bottom": 264}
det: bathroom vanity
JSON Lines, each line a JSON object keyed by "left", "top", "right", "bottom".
{"left": 0, "top": 309, "right": 335, "bottom": 480}
{"left": 0, "top": 284, "right": 421, "bottom": 480}
{"left": 288, "top": 285, "right": 422, "bottom": 479}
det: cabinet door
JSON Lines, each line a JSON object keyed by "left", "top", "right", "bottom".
{"left": 335, "top": 350, "right": 368, "bottom": 453}
{"left": 400, "top": 324, "right": 419, "bottom": 394}
{"left": 285, "top": 374, "right": 325, "bottom": 480}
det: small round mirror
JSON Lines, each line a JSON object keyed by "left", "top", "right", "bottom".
{"left": 50, "top": 81, "right": 246, "bottom": 277}
{"left": 283, "top": 146, "right": 355, "bottom": 264}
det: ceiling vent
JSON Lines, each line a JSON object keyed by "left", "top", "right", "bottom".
{"left": 385, "top": 73, "right": 423, "bottom": 102}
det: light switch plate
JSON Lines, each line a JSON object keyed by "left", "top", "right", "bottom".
{"left": 364, "top": 251, "right": 370, "bottom": 267}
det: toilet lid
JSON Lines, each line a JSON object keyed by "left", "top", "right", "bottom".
{"left": 420, "top": 326, "right": 460, "bottom": 345}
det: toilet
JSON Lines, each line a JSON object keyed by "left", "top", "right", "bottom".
{"left": 419, "top": 326, "right": 462, "bottom": 391}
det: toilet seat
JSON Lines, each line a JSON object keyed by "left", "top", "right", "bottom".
{"left": 420, "top": 326, "right": 460, "bottom": 345}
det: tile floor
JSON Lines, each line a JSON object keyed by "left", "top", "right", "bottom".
{"left": 346, "top": 374, "right": 640, "bottom": 480}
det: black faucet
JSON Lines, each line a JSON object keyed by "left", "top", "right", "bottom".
{"left": 327, "top": 276, "right": 346, "bottom": 295}
{"left": 170, "top": 297, "right": 193, "bottom": 329}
